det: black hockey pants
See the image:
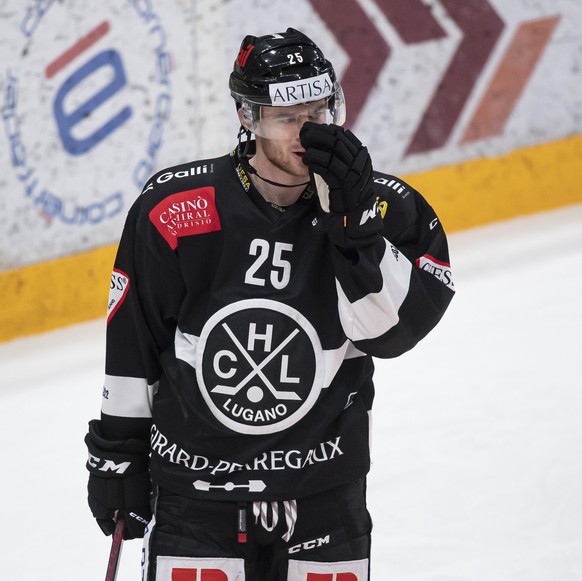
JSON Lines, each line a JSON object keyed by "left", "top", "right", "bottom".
{"left": 142, "top": 478, "right": 372, "bottom": 581}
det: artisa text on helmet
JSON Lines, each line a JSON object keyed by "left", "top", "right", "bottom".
{"left": 269, "top": 73, "right": 333, "bottom": 106}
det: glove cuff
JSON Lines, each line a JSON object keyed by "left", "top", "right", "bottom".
{"left": 85, "top": 419, "right": 149, "bottom": 477}
{"left": 321, "top": 203, "right": 384, "bottom": 248}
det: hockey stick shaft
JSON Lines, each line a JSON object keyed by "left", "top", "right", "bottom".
{"left": 105, "top": 515, "right": 125, "bottom": 581}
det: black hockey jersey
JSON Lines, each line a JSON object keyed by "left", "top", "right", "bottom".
{"left": 100, "top": 146, "right": 455, "bottom": 501}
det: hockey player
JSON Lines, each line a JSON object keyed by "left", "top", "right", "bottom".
{"left": 85, "top": 28, "right": 455, "bottom": 581}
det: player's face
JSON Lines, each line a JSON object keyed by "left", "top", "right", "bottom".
{"left": 258, "top": 101, "right": 328, "bottom": 140}
{"left": 255, "top": 101, "right": 327, "bottom": 177}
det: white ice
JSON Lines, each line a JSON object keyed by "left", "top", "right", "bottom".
{"left": 1, "top": 204, "right": 581, "bottom": 580}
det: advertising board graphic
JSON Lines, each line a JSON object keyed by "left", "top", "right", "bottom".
{"left": 1, "top": 0, "right": 581, "bottom": 343}
{"left": 0, "top": 1, "right": 196, "bottom": 267}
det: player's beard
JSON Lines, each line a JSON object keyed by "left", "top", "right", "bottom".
{"left": 258, "top": 136, "right": 308, "bottom": 182}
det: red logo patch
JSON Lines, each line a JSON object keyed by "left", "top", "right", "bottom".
{"left": 236, "top": 43, "right": 254, "bottom": 67}
{"left": 307, "top": 575, "right": 359, "bottom": 581}
{"left": 416, "top": 254, "right": 454, "bottom": 289}
{"left": 149, "top": 187, "right": 221, "bottom": 249}
{"left": 107, "top": 269, "right": 130, "bottom": 324}
{"left": 172, "top": 569, "right": 227, "bottom": 581}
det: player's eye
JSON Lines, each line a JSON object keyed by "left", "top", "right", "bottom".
{"left": 308, "top": 109, "right": 326, "bottom": 121}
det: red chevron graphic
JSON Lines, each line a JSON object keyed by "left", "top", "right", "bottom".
{"left": 375, "top": 0, "right": 447, "bottom": 44}
{"left": 308, "top": 0, "right": 389, "bottom": 127}
{"left": 461, "top": 15, "right": 561, "bottom": 143}
{"left": 311, "top": 0, "right": 553, "bottom": 157}
{"left": 309, "top": 0, "right": 447, "bottom": 127}
{"left": 405, "top": 0, "right": 505, "bottom": 155}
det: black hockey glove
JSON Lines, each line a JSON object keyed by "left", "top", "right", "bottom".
{"left": 85, "top": 419, "right": 152, "bottom": 540}
{"left": 300, "top": 122, "right": 383, "bottom": 247}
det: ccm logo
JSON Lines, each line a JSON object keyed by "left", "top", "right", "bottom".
{"left": 289, "top": 535, "right": 330, "bottom": 554}
{"left": 87, "top": 454, "right": 131, "bottom": 474}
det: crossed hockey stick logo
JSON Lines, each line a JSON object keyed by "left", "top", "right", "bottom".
{"left": 211, "top": 323, "right": 302, "bottom": 402}
{"left": 196, "top": 300, "right": 323, "bottom": 435}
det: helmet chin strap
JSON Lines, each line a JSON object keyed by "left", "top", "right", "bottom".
{"left": 237, "top": 126, "right": 310, "bottom": 189}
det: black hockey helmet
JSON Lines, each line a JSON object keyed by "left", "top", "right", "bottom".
{"left": 229, "top": 28, "right": 346, "bottom": 138}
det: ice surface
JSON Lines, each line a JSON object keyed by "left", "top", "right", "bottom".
{"left": 1, "top": 204, "right": 581, "bottom": 580}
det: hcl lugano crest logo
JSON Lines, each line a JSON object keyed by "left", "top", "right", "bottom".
{"left": 196, "top": 300, "right": 325, "bottom": 435}
{"left": 2, "top": 1, "right": 173, "bottom": 226}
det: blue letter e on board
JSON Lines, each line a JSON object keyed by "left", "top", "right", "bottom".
{"left": 53, "top": 49, "right": 132, "bottom": 156}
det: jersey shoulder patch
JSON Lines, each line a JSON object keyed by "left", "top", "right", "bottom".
{"left": 107, "top": 269, "right": 130, "bottom": 324}
{"left": 149, "top": 186, "right": 221, "bottom": 249}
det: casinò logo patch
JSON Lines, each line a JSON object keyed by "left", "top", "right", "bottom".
{"left": 196, "top": 299, "right": 324, "bottom": 435}
{"left": 149, "top": 187, "right": 221, "bottom": 249}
